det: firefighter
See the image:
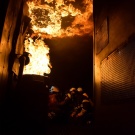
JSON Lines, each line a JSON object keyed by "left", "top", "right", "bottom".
{"left": 48, "top": 86, "right": 62, "bottom": 121}
{"left": 70, "top": 87, "right": 94, "bottom": 125}
{"left": 59, "top": 87, "right": 78, "bottom": 123}
{"left": 76, "top": 92, "right": 94, "bottom": 125}
{"left": 70, "top": 87, "right": 83, "bottom": 118}
{"left": 61, "top": 87, "right": 77, "bottom": 105}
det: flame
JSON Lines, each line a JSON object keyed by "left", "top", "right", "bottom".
{"left": 23, "top": 0, "right": 93, "bottom": 75}
{"left": 23, "top": 36, "right": 52, "bottom": 75}
{"left": 27, "top": 0, "right": 93, "bottom": 38}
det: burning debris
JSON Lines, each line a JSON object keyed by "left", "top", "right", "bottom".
{"left": 23, "top": 0, "right": 93, "bottom": 75}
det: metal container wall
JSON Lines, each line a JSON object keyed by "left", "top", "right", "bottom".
{"left": 101, "top": 40, "right": 135, "bottom": 104}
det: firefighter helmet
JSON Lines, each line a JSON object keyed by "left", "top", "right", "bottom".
{"left": 77, "top": 87, "right": 83, "bottom": 92}
{"left": 69, "top": 87, "right": 76, "bottom": 92}
{"left": 83, "top": 93, "right": 89, "bottom": 98}
{"left": 49, "top": 86, "right": 59, "bottom": 93}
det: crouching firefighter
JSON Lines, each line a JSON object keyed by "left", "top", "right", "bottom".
{"left": 59, "top": 87, "right": 78, "bottom": 122}
{"left": 70, "top": 92, "right": 94, "bottom": 125}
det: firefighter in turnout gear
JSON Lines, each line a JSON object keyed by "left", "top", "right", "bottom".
{"left": 48, "top": 86, "right": 62, "bottom": 121}
{"left": 70, "top": 87, "right": 84, "bottom": 118}
{"left": 59, "top": 87, "right": 78, "bottom": 123}
{"left": 64, "top": 87, "right": 77, "bottom": 104}
{"left": 60, "top": 87, "right": 77, "bottom": 106}
{"left": 70, "top": 87, "right": 94, "bottom": 125}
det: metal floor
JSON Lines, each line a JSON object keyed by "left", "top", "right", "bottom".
{"left": 0, "top": 120, "right": 94, "bottom": 135}
{"left": 46, "top": 122, "right": 94, "bottom": 135}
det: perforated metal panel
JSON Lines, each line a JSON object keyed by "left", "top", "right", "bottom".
{"left": 101, "top": 41, "right": 135, "bottom": 104}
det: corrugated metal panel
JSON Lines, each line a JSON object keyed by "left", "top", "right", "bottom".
{"left": 101, "top": 41, "right": 135, "bottom": 104}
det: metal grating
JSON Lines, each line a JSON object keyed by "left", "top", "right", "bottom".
{"left": 101, "top": 41, "right": 135, "bottom": 104}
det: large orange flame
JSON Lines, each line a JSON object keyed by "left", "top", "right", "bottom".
{"left": 27, "top": 0, "right": 93, "bottom": 38}
{"left": 23, "top": 36, "right": 52, "bottom": 75}
{"left": 23, "top": 0, "right": 93, "bottom": 75}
